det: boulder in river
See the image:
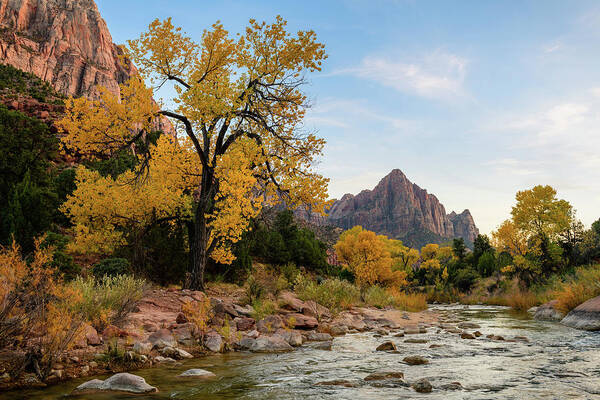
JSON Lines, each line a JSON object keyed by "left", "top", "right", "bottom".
{"left": 376, "top": 341, "right": 397, "bottom": 351}
{"left": 74, "top": 373, "right": 157, "bottom": 394}
{"left": 561, "top": 295, "right": 600, "bottom": 331}
{"left": 412, "top": 378, "right": 433, "bottom": 393}
{"left": 178, "top": 369, "right": 216, "bottom": 379}
{"left": 460, "top": 332, "right": 476, "bottom": 339}
{"left": 534, "top": 300, "right": 565, "bottom": 321}
{"left": 403, "top": 355, "right": 429, "bottom": 365}
{"left": 364, "top": 371, "right": 404, "bottom": 381}
{"left": 315, "top": 379, "right": 359, "bottom": 388}
{"left": 242, "top": 335, "right": 294, "bottom": 353}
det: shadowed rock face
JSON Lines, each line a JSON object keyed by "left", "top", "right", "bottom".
{"left": 0, "top": 0, "right": 135, "bottom": 99}
{"left": 561, "top": 295, "right": 600, "bottom": 331}
{"left": 326, "top": 169, "right": 479, "bottom": 248}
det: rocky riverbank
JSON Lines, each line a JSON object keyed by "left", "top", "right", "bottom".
{"left": 0, "top": 287, "right": 438, "bottom": 391}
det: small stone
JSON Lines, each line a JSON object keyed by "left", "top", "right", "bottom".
{"left": 473, "top": 331, "right": 482, "bottom": 337}
{"left": 458, "top": 322, "right": 481, "bottom": 329}
{"left": 306, "top": 332, "right": 333, "bottom": 341}
{"left": 364, "top": 371, "right": 404, "bottom": 381}
{"left": 154, "top": 356, "right": 177, "bottom": 364}
{"left": 315, "top": 379, "right": 358, "bottom": 388}
{"left": 460, "top": 332, "right": 476, "bottom": 339}
{"left": 412, "top": 378, "right": 433, "bottom": 393}
{"left": 89, "top": 361, "right": 98, "bottom": 368}
{"left": 376, "top": 341, "right": 397, "bottom": 351}
{"left": 403, "top": 355, "right": 429, "bottom": 365}
{"left": 405, "top": 338, "right": 427, "bottom": 344}
{"left": 178, "top": 369, "right": 216, "bottom": 379}
{"left": 403, "top": 326, "right": 420, "bottom": 334}
{"left": 394, "top": 332, "right": 405, "bottom": 337}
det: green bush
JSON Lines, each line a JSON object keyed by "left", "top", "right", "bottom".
{"left": 92, "top": 258, "right": 131, "bottom": 278}
{"left": 71, "top": 275, "right": 147, "bottom": 330}
{"left": 41, "top": 232, "right": 80, "bottom": 280}
{"left": 453, "top": 268, "right": 480, "bottom": 292}
{"left": 250, "top": 298, "right": 278, "bottom": 321}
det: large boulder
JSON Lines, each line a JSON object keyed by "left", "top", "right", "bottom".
{"left": 534, "top": 300, "right": 565, "bottom": 321}
{"left": 278, "top": 291, "right": 305, "bottom": 312}
{"left": 273, "top": 329, "right": 304, "bottom": 347}
{"left": 148, "top": 329, "right": 177, "bottom": 349}
{"left": 561, "top": 296, "right": 600, "bottom": 331}
{"left": 204, "top": 332, "right": 224, "bottom": 352}
{"left": 240, "top": 335, "right": 294, "bottom": 353}
{"left": 234, "top": 317, "right": 256, "bottom": 331}
{"left": 74, "top": 373, "right": 157, "bottom": 394}
{"left": 257, "top": 315, "right": 284, "bottom": 333}
{"left": 287, "top": 313, "right": 318, "bottom": 329}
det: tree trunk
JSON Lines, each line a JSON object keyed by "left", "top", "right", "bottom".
{"left": 184, "top": 169, "right": 214, "bottom": 290}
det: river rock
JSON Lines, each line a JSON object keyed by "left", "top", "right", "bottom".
{"left": 405, "top": 338, "right": 428, "bottom": 344}
{"left": 154, "top": 356, "right": 177, "bottom": 364}
{"left": 161, "top": 346, "right": 193, "bottom": 360}
{"left": 307, "top": 332, "right": 333, "bottom": 341}
{"left": 403, "top": 355, "right": 429, "bottom": 365}
{"left": 330, "top": 324, "right": 348, "bottom": 336}
{"left": 458, "top": 322, "right": 481, "bottom": 329}
{"left": 83, "top": 324, "right": 101, "bottom": 346}
{"left": 412, "top": 378, "right": 433, "bottom": 393}
{"left": 234, "top": 317, "right": 256, "bottom": 331}
{"left": 315, "top": 379, "right": 358, "bottom": 387}
{"left": 232, "top": 304, "right": 255, "bottom": 317}
{"left": 178, "top": 369, "right": 216, "bottom": 379}
{"left": 133, "top": 342, "right": 152, "bottom": 355}
{"left": 376, "top": 341, "right": 397, "bottom": 351}
{"left": 287, "top": 313, "right": 318, "bottom": 329}
{"left": 561, "top": 295, "right": 600, "bottom": 331}
{"left": 148, "top": 329, "right": 177, "bottom": 349}
{"left": 204, "top": 332, "right": 224, "bottom": 352}
{"left": 245, "top": 336, "right": 294, "bottom": 353}
{"left": 309, "top": 340, "right": 333, "bottom": 350}
{"left": 461, "top": 332, "right": 476, "bottom": 339}
{"left": 278, "top": 291, "right": 305, "bottom": 311}
{"left": 257, "top": 315, "right": 284, "bottom": 333}
{"left": 403, "top": 326, "right": 421, "bottom": 334}
{"left": 74, "top": 373, "right": 157, "bottom": 394}
{"left": 364, "top": 371, "right": 404, "bottom": 381}
{"left": 534, "top": 300, "right": 565, "bottom": 321}
{"left": 274, "top": 329, "right": 304, "bottom": 347}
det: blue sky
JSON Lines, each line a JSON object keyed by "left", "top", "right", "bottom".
{"left": 98, "top": 0, "right": 600, "bottom": 234}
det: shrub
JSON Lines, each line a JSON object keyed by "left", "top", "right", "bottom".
{"left": 0, "top": 239, "right": 83, "bottom": 380}
{"left": 244, "top": 274, "right": 264, "bottom": 304}
{"left": 251, "top": 299, "right": 278, "bottom": 321}
{"left": 71, "top": 275, "right": 146, "bottom": 330}
{"left": 553, "top": 265, "right": 600, "bottom": 313}
{"left": 181, "top": 297, "right": 212, "bottom": 341}
{"left": 41, "top": 232, "right": 80, "bottom": 281}
{"left": 294, "top": 276, "right": 361, "bottom": 314}
{"left": 363, "top": 285, "right": 394, "bottom": 308}
{"left": 453, "top": 268, "right": 480, "bottom": 292}
{"left": 92, "top": 258, "right": 131, "bottom": 278}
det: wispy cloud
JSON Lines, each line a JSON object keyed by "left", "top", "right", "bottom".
{"left": 542, "top": 40, "right": 563, "bottom": 53}
{"left": 336, "top": 50, "right": 469, "bottom": 101}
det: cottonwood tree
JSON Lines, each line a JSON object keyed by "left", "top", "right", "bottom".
{"left": 59, "top": 17, "right": 329, "bottom": 289}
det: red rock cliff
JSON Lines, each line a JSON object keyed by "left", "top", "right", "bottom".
{"left": 0, "top": 0, "right": 137, "bottom": 99}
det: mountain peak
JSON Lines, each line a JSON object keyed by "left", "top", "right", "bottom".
{"left": 326, "top": 169, "right": 479, "bottom": 248}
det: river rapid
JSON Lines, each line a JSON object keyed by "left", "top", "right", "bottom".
{"left": 3, "top": 304, "right": 600, "bottom": 399}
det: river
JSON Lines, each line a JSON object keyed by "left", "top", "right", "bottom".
{"left": 2, "top": 305, "right": 599, "bottom": 399}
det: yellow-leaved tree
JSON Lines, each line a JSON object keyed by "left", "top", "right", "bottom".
{"left": 334, "top": 226, "right": 407, "bottom": 288}
{"left": 58, "top": 17, "right": 329, "bottom": 289}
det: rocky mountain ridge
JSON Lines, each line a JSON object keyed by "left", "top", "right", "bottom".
{"left": 326, "top": 169, "right": 479, "bottom": 248}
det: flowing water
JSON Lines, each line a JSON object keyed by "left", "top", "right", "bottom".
{"left": 3, "top": 305, "right": 600, "bottom": 399}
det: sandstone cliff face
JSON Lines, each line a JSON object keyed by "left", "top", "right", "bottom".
{"left": 0, "top": 0, "right": 172, "bottom": 132}
{"left": 327, "top": 169, "right": 479, "bottom": 248}
{"left": 0, "top": 0, "right": 135, "bottom": 99}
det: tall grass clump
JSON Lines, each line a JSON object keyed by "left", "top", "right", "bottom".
{"left": 505, "top": 290, "right": 538, "bottom": 312}
{"left": 71, "top": 275, "right": 147, "bottom": 330}
{"left": 294, "top": 276, "right": 360, "bottom": 314}
{"left": 553, "top": 265, "right": 600, "bottom": 313}
{"left": 363, "top": 286, "right": 394, "bottom": 308}
{"left": 388, "top": 288, "right": 428, "bottom": 312}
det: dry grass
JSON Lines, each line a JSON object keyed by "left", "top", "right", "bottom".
{"left": 553, "top": 265, "right": 600, "bottom": 313}
{"left": 388, "top": 288, "right": 428, "bottom": 312}
{"left": 505, "top": 290, "right": 539, "bottom": 312}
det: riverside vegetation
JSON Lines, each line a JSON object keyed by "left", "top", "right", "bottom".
{"left": 0, "top": 15, "right": 599, "bottom": 397}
